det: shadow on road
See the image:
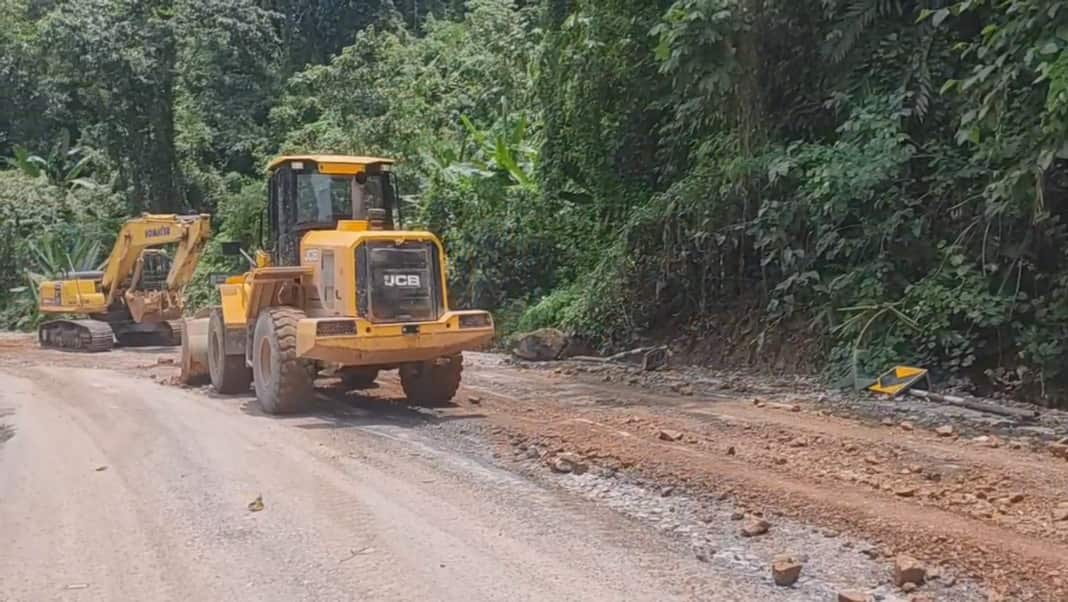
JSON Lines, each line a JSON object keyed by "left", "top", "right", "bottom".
{"left": 230, "top": 381, "right": 484, "bottom": 431}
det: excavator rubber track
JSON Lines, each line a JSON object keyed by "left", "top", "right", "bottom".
{"left": 38, "top": 319, "right": 115, "bottom": 352}
{"left": 165, "top": 319, "right": 185, "bottom": 346}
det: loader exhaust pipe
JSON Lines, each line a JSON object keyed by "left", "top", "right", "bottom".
{"left": 368, "top": 207, "right": 387, "bottom": 230}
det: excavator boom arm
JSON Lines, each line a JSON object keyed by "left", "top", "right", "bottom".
{"left": 166, "top": 215, "right": 212, "bottom": 291}
{"left": 100, "top": 214, "right": 212, "bottom": 305}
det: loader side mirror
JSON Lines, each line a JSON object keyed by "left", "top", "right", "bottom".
{"left": 221, "top": 241, "right": 243, "bottom": 256}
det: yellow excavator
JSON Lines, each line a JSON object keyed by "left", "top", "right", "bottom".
{"left": 37, "top": 213, "right": 212, "bottom": 351}
{"left": 181, "top": 155, "right": 494, "bottom": 413}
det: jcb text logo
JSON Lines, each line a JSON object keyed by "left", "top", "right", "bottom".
{"left": 384, "top": 274, "right": 421, "bottom": 287}
{"left": 146, "top": 226, "right": 171, "bottom": 238}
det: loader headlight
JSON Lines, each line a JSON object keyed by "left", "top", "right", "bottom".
{"left": 316, "top": 320, "right": 357, "bottom": 336}
{"left": 459, "top": 313, "right": 492, "bottom": 329}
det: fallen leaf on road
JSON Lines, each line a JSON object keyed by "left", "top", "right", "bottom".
{"left": 248, "top": 495, "right": 264, "bottom": 512}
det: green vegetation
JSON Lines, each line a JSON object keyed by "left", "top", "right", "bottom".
{"left": 3, "top": 0, "right": 1068, "bottom": 403}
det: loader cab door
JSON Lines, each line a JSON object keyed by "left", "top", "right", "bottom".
{"left": 268, "top": 159, "right": 400, "bottom": 267}
{"left": 268, "top": 164, "right": 301, "bottom": 266}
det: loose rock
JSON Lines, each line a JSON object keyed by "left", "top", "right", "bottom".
{"left": 740, "top": 518, "right": 770, "bottom": 537}
{"left": 895, "top": 486, "right": 918, "bottom": 498}
{"left": 900, "top": 421, "right": 914, "bottom": 432}
{"left": 512, "top": 328, "right": 569, "bottom": 361}
{"left": 1050, "top": 443, "right": 1068, "bottom": 460}
{"left": 935, "top": 425, "right": 955, "bottom": 437}
{"left": 549, "top": 453, "right": 587, "bottom": 475}
{"left": 838, "top": 591, "right": 873, "bottom": 602}
{"left": 894, "top": 554, "right": 927, "bottom": 587}
{"left": 771, "top": 557, "right": 803, "bottom": 587}
{"left": 658, "top": 429, "right": 684, "bottom": 442}
{"left": 1053, "top": 508, "right": 1068, "bottom": 522}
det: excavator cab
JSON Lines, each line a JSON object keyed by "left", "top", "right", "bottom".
{"left": 130, "top": 249, "right": 172, "bottom": 292}
{"left": 184, "top": 155, "right": 495, "bottom": 415}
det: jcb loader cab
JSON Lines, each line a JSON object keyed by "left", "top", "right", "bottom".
{"left": 185, "top": 155, "right": 494, "bottom": 414}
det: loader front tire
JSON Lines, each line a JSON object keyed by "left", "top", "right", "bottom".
{"left": 400, "top": 354, "right": 463, "bottom": 406}
{"left": 208, "top": 308, "right": 251, "bottom": 394}
{"left": 253, "top": 307, "right": 315, "bottom": 415}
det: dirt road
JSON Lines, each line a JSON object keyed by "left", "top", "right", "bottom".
{"left": 1, "top": 334, "right": 1067, "bottom": 601}
{"left": 0, "top": 366, "right": 726, "bottom": 601}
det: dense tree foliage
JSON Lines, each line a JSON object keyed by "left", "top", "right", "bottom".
{"left": 4, "top": 0, "right": 1068, "bottom": 403}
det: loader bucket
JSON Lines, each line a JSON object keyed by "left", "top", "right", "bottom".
{"left": 180, "top": 316, "right": 210, "bottom": 385}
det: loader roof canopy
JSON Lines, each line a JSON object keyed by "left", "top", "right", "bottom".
{"left": 267, "top": 155, "right": 395, "bottom": 174}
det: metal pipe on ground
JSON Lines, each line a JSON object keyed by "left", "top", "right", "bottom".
{"left": 905, "top": 388, "right": 1039, "bottom": 421}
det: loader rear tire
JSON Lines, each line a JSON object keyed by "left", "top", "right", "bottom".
{"left": 208, "top": 308, "right": 251, "bottom": 394}
{"left": 253, "top": 307, "right": 315, "bottom": 415}
{"left": 400, "top": 354, "right": 462, "bottom": 406}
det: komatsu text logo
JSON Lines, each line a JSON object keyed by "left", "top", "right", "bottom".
{"left": 146, "top": 226, "right": 172, "bottom": 238}
{"left": 384, "top": 274, "right": 421, "bottom": 287}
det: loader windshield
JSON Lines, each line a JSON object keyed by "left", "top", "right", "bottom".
{"left": 295, "top": 173, "right": 351, "bottom": 224}
{"left": 295, "top": 168, "right": 395, "bottom": 227}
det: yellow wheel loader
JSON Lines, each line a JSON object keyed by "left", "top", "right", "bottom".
{"left": 181, "top": 155, "right": 494, "bottom": 413}
{"left": 37, "top": 213, "right": 212, "bottom": 351}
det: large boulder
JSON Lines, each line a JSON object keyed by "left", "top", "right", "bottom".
{"left": 512, "top": 329, "right": 570, "bottom": 361}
